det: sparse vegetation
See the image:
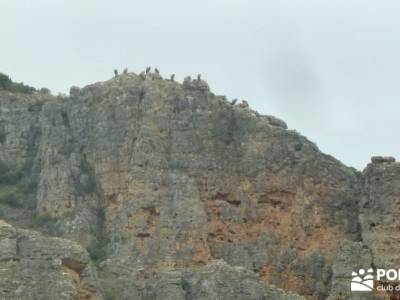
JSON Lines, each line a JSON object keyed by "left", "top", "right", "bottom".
{"left": 87, "top": 208, "right": 110, "bottom": 263}
{"left": 0, "top": 160, "right": 22, "bottom": 183}
{"left": 31, "top": 213, "right": 58, "bottom": 228}
{"left": 0, "top": 160, "right": 37, "bottom": 209}
{"left": 77, "top": 159, "right": 97, "bottom": 194}
{"left": 0, "top": 133, "right": 5, "bottom": 144}
{"left": 0, "top": 185, "right": 22, "bottom": 207}
{"left": 103, "top": 289, "right": 117, "bottom": 300}
{"left": 0, "top": 124, "right": 6, "bottom": 144}
{"left": 0, "top": 73, "right": 12, "bottom": 90}
{"left": 87, "top": 234, "right": 111, "bottom": 263}
{"left": 0, "top": 72, "right": 36, "bottom": 94}
{"left": 0, "top": 206, "right": 5, "bottom": 218}
{"left": 58, "top": 138, "right": 74, "bottom": 157}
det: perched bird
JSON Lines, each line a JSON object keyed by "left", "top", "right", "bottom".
{"left": 139, "top": 72, "right": 146, "bottom": 80}
{"left": 241, "top": 100, "right": 249, "bottom": 107}
{"left": 170, "top": 74, "right": 175, "bottom": 82}
{"left": 197, "top": 74, "right": 201, "bottom": 81}
{"left": 114, "top": 69, "right": 118, "bottom": 77}
{"left": 155, "top": 68, "right": 159, "bottom": 74}
{"left": 123, "top": 68, "right": 128, "bottom": 74}
{"left": 146, "top": 67, "right": 151, "bottom": 74}
{"left": 231, "top": 98, "right": 237, "bottom": 105}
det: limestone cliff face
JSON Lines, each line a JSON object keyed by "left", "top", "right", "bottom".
{"left": 0, "top": 220, "right": 102, "bottom": 299}
{"left": 0, "top": 71, "right": 397, "bottom": 299}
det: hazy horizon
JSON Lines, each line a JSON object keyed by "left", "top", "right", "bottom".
{"left": 1, "top": 0, "right": 399, "bottom": 169}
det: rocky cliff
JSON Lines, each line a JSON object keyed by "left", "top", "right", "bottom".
{"left": 0, "top": 70, "right": 397, "bottom": 299}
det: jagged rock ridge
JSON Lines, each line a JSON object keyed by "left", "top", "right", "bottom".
{"left": 0, "top": 69, "right": 397, "bottom": 299}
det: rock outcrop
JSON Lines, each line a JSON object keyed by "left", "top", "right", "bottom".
{"left": 0, "top": 220, "right": 102, "bottom": 299}
{"left": 0, "top": 70, "right": 398, "bottom": 299}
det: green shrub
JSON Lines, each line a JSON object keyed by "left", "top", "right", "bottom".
{"left": 0, "top": 185, "right": 22, "bottom": 207}
{"left": 0, "top": 130, "right": 5, "bottom": 144}
{"left": 87, "top": 234, "right": 110, "bottom": 263}
{"left": 0, "top": 160, "right": 38, "bottom": 209}
{"left": 0, "top": 161, "right": 24, "bottom": 185}
{"left": 104, "top": 289, "right": 117, "bottom": 300}
{"left": 77, "top": 159, "right": 96, "bottom": 194}
{"left": 31, "top": 213, "right": 58, "bottom": 228}
{"left": 0, "top": 207, "right": 5, "bottom": 219}
{"left": 0, "top": 122, "right": 6, "bottom": 144}
{"left": 0, "top": 72, "right": 36, "bottom": 94}
{"left": 0, "top": 73, "right": 12, "bottom": 90}
{"left": 87, "top": 208, "right": 109, "bottom": 263}
{"left": 9, "top": 82, "right": 36, "bottom": 94}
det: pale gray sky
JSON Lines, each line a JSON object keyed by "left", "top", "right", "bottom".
{"left": 1, "top": 0, "right": 399, "bottom": 169}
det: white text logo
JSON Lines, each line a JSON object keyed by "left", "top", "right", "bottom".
{"left": 351, "top": 268, "right": 374, "bottom": 291}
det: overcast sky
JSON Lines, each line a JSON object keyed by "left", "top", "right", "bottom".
{"left": 1, "top": 0, "right": 399, "bottom": 169}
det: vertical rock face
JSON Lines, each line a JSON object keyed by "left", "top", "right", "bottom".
{"left": 0, "top": 71, "right": 397, "bottom": 299}
{"left": 360, "top": 160, "right": 400, "bottom": 269}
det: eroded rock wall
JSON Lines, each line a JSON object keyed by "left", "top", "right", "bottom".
{"left": 0, "top": 71, "right": 397, "bottom": 299}
{"left": 0, "top": 220, "right": 102, "bottom": 300}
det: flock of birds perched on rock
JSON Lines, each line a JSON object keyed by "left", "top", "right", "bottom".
{"left": 114, "top": 66, "right": 197, "bottom": 83}
{"left": 113, "top": 67, "right": 250, "bottom": 109}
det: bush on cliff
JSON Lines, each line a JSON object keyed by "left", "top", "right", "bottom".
{"left": 0, "top": 72, "right": 36, "bottom": 94}
{"left": 0, "top": 160, "right": 37, "bottom": 209}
